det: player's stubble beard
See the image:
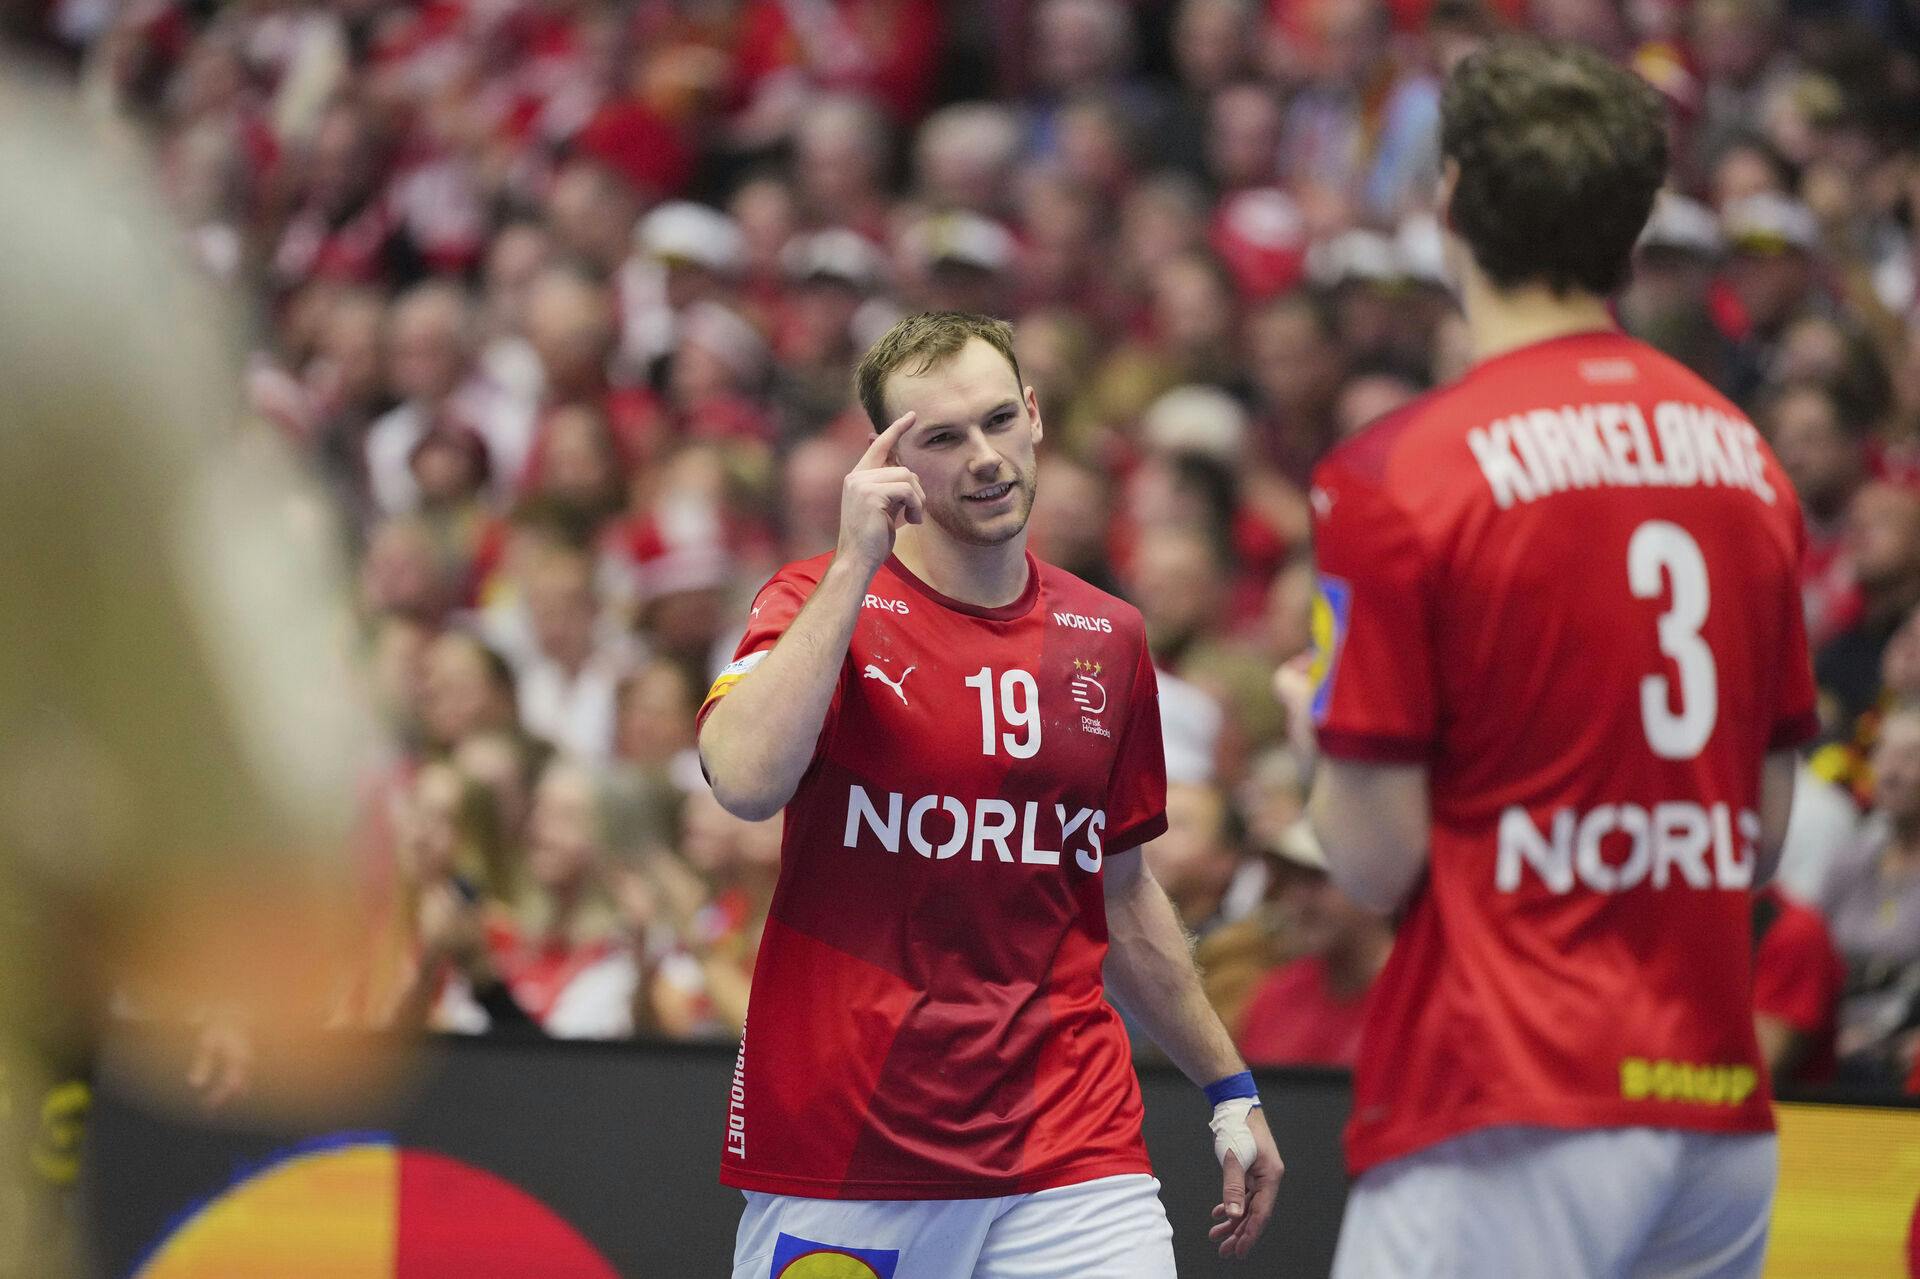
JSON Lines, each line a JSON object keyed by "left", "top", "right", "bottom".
{"left": 929, "top": 457, "right": 1039, "bottom": 548}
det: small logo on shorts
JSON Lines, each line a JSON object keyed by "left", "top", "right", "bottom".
{"left": 771, "top": 1234, "right": 900, "bottom": 1278}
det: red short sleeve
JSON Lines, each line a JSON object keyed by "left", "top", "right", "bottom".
{"left": 1307, "top": 459, "right": 1437, "bottom": 763}
{"left": 1104, "top": 634, "right": 1169, "bottom": 854}
{"left": 696, "top": 569, "right": 830, "bottom": 733}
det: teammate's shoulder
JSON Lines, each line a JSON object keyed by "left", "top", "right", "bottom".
{"left": 1036, "top": 559, "right": 1145, "bottom": 638}
{"left": 1316, "top": 394, "right": 1443, "bottom": 488}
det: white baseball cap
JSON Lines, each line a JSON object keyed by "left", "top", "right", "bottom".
{"left": 637, "top": 201, "right": 746, "bottom": 273}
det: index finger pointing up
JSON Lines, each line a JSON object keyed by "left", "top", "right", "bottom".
{"left": 857, "top": 411, "right": 917, "bottom": 471}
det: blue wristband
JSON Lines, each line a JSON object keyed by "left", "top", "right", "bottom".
{"left": 1204, "top": 1071, "right": 1260, "bottom": 1107}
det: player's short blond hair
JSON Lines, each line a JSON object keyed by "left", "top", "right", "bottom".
{"left": 853, "top": 312, "right": 1024, "bottom": 432}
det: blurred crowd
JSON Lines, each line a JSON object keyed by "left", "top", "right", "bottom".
{"left": 17, "top": 0, "right": 1920, "bottom": 1096}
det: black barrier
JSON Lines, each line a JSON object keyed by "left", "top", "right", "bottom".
{"left": 83, "top": 1034, "right": 1352, "bottom": 1277}
{"left": 84, "top": 1036, "right": 1920, "bottom": 1277}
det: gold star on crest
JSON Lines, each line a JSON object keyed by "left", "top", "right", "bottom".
{"left": 1072, "top": 659, "right": 1102, "bottom": 676}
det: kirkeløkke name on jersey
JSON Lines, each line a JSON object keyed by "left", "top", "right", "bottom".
{"left": 1496, "top": 800, "right": 1760, "bottom": 894}
{"left": 1466, "top": 401, "right": 1776, "bottom": 510}
{"left": 843, "top": 784, "right": 1107, "bottom": 871}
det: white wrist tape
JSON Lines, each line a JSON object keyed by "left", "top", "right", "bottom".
{"left": 1210, "top": 1096, "right": 1261, "bottom": 1168}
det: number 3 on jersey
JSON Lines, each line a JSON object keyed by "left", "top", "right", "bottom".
{"left": 966, "top": 667, "right": 1041, "bottom": 758}
{"left": 1628, "top": 520, "right": 1717, "bottom": 760}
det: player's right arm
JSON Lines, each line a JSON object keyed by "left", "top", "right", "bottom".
{"left": 699, "top": 412, "right": 923, "bottom": 821}
{"left": 1288, "top": 451, "right": 1441, "bottom": 912}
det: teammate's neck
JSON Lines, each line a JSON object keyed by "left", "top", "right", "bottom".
{"left": 891, "top": 524, "right": 1032, "bottom": 609}
{"left": 1461, "top": 268, "right": 1618, "bottom": 365}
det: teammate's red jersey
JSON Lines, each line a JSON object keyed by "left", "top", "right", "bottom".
{"left": 697, "top": 550, "right": 1168, "bottom": 1199}
{"left": 1308, "top": 330, "right": 1819, "bottom": 1175}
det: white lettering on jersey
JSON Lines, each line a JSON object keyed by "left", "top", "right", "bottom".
{"left": 845, "top": 785, "right": 902, "bottom": 853}
{"left": 726, "top": 1021, "right": 748, "bottom": 1159}
{"left": 1075, "top": 811, "right": 1105, "bottom": 873}
{"left": 1052, "top": 611, "right": 1113, "bottom": 633}
{"left": 907, "top": 794, "right": 968, "bottom": 858}
{"left": 1468, "top": 403, "right": 1775, "bottom": 509}
{"left": 863, "top": 594, "right": 911, "bottom": 614}
{"left": 843, "top": 785, "right": 1105, "bottom": 870}
{"left": 1495, "top": 801, "right": 1757, "bottom": 894}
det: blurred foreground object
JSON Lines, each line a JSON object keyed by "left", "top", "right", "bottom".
{"left": 0, "top": 62, "right": 395, "bottom": 1274}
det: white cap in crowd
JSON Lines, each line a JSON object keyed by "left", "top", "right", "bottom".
{"left": 782, "top": 228, "right": 890, "bottom": 292}
{"left": 1305, "top": 229, "right": 1402, "bottom": 289}
{"left": 1721, "top": 192, "right": 1820, "bottom": 256}
{"left": 638, "top": 201, "right": 747, "bottom": 274}
{"left": 903, "top": 211, "right": 1017, "bottom": 274}
{"left": 1142, "top": 384, "right": 1250, "bottom": 464}
{"left": 1639, "top": 190, "right": 1725, "bottom": 257}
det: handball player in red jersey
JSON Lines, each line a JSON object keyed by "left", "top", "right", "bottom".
{"left": 697, "top": 313, "right": 1283, "bottom": 1275}
{"left": 1279, "top": 40, "right": 1818, "bottom": 1278}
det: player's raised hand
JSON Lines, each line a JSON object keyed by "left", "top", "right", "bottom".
{"left": 1209, "top": 1104, "right": 1283, "bottom": 1259}
{"left": 838, "top": 410, "right": 925, "bottom": 574}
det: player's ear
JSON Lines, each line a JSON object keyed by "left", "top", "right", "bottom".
{"left": 1025, "top": 384, "right": 1043, "bottom": 446}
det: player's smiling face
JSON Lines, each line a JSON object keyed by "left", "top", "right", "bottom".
{"left": 883, "top": 337, "right": 1043, "bottom": 548}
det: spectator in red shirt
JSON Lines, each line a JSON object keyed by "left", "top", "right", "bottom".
{"left": 270, "top": 99, "right": 403, "bottom": 294}
{"left": 1752, "top": 884, "right": 1845, "bottom": 1088}
{"left": 485, "top": 757, "right": 641, "bottom": 1039}
{"left": 1237, "top": 819, "right": 1392, "bottom": 1067}
{"left": 734, "top": 0, "right": 942, "bottom": 131}
{"left": 521, "top": 263, "right": 660, "bottom": 482}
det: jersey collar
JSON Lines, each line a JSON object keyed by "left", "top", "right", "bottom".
{"left": 884, "top": 550, "right": 1041, "bottom": 621}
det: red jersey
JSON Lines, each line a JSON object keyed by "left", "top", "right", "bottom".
{"left": 1309, "top": 330, "right": 1819, "bottom": 1175}
{"left": 697, "top": 551, "right": 1168, "bottom": 1199}
{"left": 1236, "top": 955, "right": 1371, "bottom": 1068}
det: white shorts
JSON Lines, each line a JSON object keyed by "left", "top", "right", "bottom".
{"left": 730, "top": 1173, "right": 1177, "bottom": 1279}
{"left": 1331, "top": 1125, "right": 1778, "bottom": 1279}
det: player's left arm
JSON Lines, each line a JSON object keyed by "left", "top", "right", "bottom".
{"left": 1306, "top": 758, "right": 1431, "bottom": 913}
{"left": 1103, "top": 850, "right": 1283, "bottom": 1259}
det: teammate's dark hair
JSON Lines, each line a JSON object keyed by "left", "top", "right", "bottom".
{"left": 854, "top": 312, "right": 1024, "bottom": 432}
{"left": 1441, "top": 39, "right": 1668, "bottom": 297}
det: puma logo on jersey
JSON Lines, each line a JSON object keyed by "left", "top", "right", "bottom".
{"left": 1052, "top": 611, "right": 1112, "bottom": 633}
{"left": 862, "top": 664, "right": 915, "bottom": 704}
{"left": 864, "top": 594, "right": 911, "bottom": 614}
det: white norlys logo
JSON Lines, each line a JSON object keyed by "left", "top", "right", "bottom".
{"left": 862, "top": 664, "right": 915, "bottom": 705}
